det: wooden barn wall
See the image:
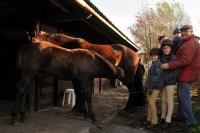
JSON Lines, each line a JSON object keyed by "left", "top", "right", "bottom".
{"left": 0, "top": 28, "right": 30, "bottom": 100}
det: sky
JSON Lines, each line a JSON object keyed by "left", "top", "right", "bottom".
{"left": 90, "top": 0, "right": 200, "bottom": 43}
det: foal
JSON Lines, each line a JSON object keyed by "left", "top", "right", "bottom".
{"left": 12, "top": 40, "right": 124, "bottom": 124}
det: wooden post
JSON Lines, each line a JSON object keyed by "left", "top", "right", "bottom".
{"left": 54, "top": 79, "right": 59, "bottom": 106}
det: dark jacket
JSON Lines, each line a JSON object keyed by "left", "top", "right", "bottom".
{"left": 161, "top": 54, "right": 180, "bottom": 85}
{"left": 146, "top": 60, "right": 164, "bottom": 90}
{"left": 169, "top": 34, "right": 200, "bottom": 82}
{"left": 173, "top": 36, "right": 182, "bottom": 53}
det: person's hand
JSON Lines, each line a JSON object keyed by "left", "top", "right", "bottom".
{"left": 148, "top": 90, "right": 153, "bottom": 95}
{"left": 161, "top": 63, "right": 169, "bottom": 69}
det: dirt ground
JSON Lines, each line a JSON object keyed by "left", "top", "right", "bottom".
{"left": 0, "top": 85, "right": 199, "bottom": 133}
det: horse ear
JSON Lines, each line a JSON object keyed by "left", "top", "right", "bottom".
{"left": 32, "top": 37, "right": 40, "bottom": 43}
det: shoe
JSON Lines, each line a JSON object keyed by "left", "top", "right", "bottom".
{"left": 161, "top": 122, "right": 171, "bottom": 129}
{"left": 159, "top": 118, "right": 165, "bottom": 124}
{"left": 173, "top": 116, "right": 185, "bottom": 122}
{"left": 187, "top": 123, "right": 197, "bottom": 128}
{"left": 146, "top": 123, "right": 158, "bottom": 129}
{"left": 142, "top": 120, "right": 150, "bottom": 126}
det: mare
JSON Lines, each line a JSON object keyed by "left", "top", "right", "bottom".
{"left": 38, "top": 32, "right": 145, "bottom": 112}
{"left": 12, "top": 39, "right": 124, "bottom": 124}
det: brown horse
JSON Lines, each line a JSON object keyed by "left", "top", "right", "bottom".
{"left": 12, "top": 39, "right": 124, "bottom": 124}
{"left": 39, "top": 32, "right": 145, "bottom": 112}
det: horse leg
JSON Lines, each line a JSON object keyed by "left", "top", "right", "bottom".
{"left": 81, "top": 78, "right": 96, "bottom": 124}
{"left": 132, "top": 63, "right": 145, "bottom": 106}
{"left": 11, "top": 72, "right": 33, "bottom": 124}
{"left": 19, "top": 86, "right": 31, "bottom": 122}
{"left": 72, "top": 80, "right": 86, "bottom": 114}
{"left": 120, "top": 64, "right": 145, "bottom": 111}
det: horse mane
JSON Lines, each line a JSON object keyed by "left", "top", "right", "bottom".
{"left": 48, "top": 33, "right": 85, "bottom": 49}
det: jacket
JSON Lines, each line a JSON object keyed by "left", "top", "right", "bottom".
{"left": 146, "top": 60, "right": 164, "bottom": 90}
{"left": 168, "top": 34, "right": 200, "bottom": 82}
{"left": 161, "top": 54, "right": 180, "bottom": 85}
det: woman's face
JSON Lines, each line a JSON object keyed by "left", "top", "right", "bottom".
{"left": 162, "top": 45, "right": 171, "bottom": 55}
{"left": 151, "top": 55, "right": 159, "bottom": 61}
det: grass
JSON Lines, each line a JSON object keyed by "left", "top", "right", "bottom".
{"left": 191, "top": 80, "right": 200, "bottom": 133}
{"left": 191, "top": 101, "right": 200, "bottom": 133}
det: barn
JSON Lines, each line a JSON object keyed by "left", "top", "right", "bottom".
{"left": 0, "top": 0, "right": 139, "bottom": 111}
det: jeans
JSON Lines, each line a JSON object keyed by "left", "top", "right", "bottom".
{"left": 177, "top": 82, "right": 197, "bottom": 125}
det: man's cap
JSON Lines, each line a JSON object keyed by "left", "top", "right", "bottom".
{"left": 173, "top": 28, "right": 181, "bottom": 35}
{"left": 180, "top": 25, "right": 193, "bottom": 32}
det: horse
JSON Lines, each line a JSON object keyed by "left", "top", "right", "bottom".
{"left": 37, "top": 32, "right": 145, "bottom": 112}
{"left": 12, "top": 39, "right": 124, "bottom": 125}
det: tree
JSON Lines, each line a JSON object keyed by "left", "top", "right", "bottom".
{"left": 156, "top": 1, "right": 191, "bottom": 35}
{"left": 129, "top": 1, "right": 191, "bottom": 62}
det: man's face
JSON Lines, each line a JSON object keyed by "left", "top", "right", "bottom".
{"left": 181, "top": 29, "right": 193, "bottom": 39}
{"left": 174, "top": 32, "right": 181, "bottom": 37}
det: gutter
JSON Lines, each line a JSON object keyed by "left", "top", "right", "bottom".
{"left": 75, "top": 0, "right": 140, "bottom": 50}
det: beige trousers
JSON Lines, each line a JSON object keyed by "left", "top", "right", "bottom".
{"left": 161, "top": 85, "right": 176, "bottom": 123}
{"left": 147, "top": 90, "right": 160, "bottom": 125}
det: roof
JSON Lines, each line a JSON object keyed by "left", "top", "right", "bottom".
{"left": 0, "top": 0, "right": 139, "bottom": 51}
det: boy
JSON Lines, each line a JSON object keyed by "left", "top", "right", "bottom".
{"left": 144, "top": 48, "right": 164, "bottom": 129}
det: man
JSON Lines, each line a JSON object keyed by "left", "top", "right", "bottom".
{"left": 161, "top": 25, "right": 199, "bottom": 126}
{"left": 172, "top": 27, "right": 182, "bottom": 119}
{"left": 172, "top": 27, "right": 182, "bottom": 53}
{"left": 173, "top": 27, "right": 181, "bottom": 37}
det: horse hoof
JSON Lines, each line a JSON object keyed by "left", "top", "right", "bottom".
{"left": 20, "top": 118, "right": 26, "bottom": 123}
{"left": 72, "top": 107, "right": 85, "bottom": 114}
{"left": 11, "top": 120, "right": 19, "bottom": 126}
{"left": 11, "top": 116, "right": 18, "bottom": 125}
{"left": 95, "top": 121, "right": 103, "bottom": 129}
{"left": 122, "top": 106, "right": 130, "bottom": 112}
{"left": 122, "top": 106, "right": 136, "bottom": 113}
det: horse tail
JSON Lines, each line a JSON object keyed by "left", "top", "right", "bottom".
{"left": 133, "top": 62, "right": 145, "bottom": 106}
{"left": 16, "top": 46, "right": 24, "bottom": 72}
{"left": 16, "top": 44, "right": 29, "bottom": 71}
{"left": 92, "top": 51, "right": 124, "bottom": 78}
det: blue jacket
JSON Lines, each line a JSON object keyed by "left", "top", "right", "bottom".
{"left": 161, "top": 54, "right": 180, "bottom": 85}
{"left": 146, "top": 60, "right": 164, "bottom": 90}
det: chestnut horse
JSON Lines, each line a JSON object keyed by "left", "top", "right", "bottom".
{"left": 38, "top": 32, "right": 145, "bottom": 112}
{"left": 12, "top": 39, "right": 124, "bottom": 124}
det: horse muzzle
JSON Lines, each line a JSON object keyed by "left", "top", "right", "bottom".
{"left": 116, "top": 67, "right": 125, "bottom": 78}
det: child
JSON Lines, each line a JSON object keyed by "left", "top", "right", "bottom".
{"left": 160, "top": 39, "right": 180, "bottom": 128}
{"left": 144, "top": 48, "right": 164, "bottom": 129}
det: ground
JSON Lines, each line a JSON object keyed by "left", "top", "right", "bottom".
{"left": 0, "top": 85, "right": 199, "bottom": 133}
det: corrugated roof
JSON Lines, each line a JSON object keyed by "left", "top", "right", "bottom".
{"left": 77, "top": 0, "right": 139, "bottom": 50}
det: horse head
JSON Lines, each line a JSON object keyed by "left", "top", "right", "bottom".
{"left": 115, "top": 67, "right": 125, "bottom": 78}
{"left": 47, "top": 33, "right": 85, "bottom": 48}
{"left": 35, "top": 31, "right": 50, "bottom": 41}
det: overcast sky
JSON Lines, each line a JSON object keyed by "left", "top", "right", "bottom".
{"left": 90, "top": 0, "right": 200, "bottom": 43}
